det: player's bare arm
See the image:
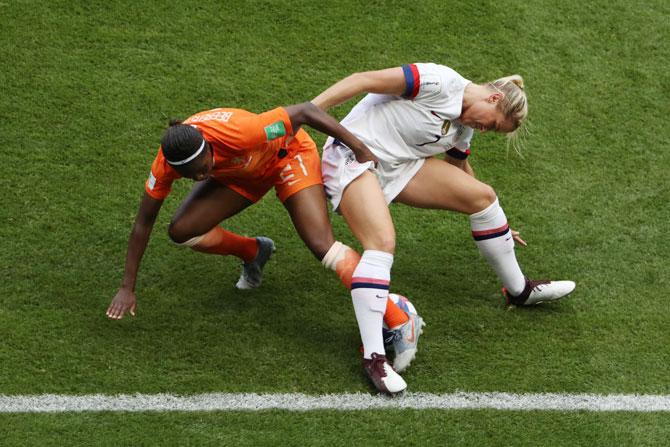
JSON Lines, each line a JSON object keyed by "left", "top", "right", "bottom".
{"left": 106, "top": 193, "right": 163, "bottom": 320}
{"left": 284, "top": 102, "right": 377, "bottom": 164}
{"left": 311, "top": 67, "right": 406, "bottom": 111}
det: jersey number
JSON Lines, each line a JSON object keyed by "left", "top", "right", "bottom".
{"left": 279, "top": 154, "right": 308, "bottom": 185}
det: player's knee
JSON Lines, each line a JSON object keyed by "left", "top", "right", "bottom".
{"left": 379, "top": 238, "right": 396, "bottom": 254}
{"left": 474, "top": 184, "right": 497, "bottom": 212}
{"left": 167, "top": 220, "right": 191, "bottom": 244}
{"left": 368, "top": 233, "right": 396, "bottom": 254}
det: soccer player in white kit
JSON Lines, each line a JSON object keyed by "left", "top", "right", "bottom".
{"left": 312, "top": 63, "right": 576, "bottom": 394}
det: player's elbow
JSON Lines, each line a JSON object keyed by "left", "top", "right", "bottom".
{"left": 349, "top": 72, "right": 379, "bottom": 92}
{"left": 287, "top": 102, "right": 318, "bottom": 129}
{"left": 347, "top": 71, "right": 367, "bottom": 84}
{"left": 300, "top": 101, "right": 321, "bottom": 119}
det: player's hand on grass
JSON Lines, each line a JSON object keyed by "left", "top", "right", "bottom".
{"left": 511, "top": 229, "right": 527, "bottom": 246}
{"left": 106, "top": 288, "right": 137, "bottom": 320}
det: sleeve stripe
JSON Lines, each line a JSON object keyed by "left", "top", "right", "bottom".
{"left": 401, "top": 64, "right": 420, "bottom": 99}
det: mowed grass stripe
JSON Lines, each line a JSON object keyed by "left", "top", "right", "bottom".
{"left": 2, "top": 392, "right": 670, "bottom": 413}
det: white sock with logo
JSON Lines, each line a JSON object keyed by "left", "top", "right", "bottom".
{"left": 351, "top": 250, "right": 393, "bottom": 359}
{"left": 470, "top": 198, "right": 526, "bottom": 296}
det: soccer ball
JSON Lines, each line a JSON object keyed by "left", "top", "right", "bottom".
{"left": 382, "top": 293, "right": 417, "bottom": 347}
{"left": 388, "top": 292, "right": 417, "bottom": 315}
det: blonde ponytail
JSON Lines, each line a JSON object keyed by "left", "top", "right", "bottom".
{"left": 499, "top": 74, "right": 524, "bottom": 90}
{"left": 489, "top": 74, "right": 528, "bottom": 153}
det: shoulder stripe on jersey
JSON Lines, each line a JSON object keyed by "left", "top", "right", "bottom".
{"left": 401, "top": 64, "right": 420, "bottom": 99}
{"left": 446, "top": 147, "right": 471, "bottom": 160}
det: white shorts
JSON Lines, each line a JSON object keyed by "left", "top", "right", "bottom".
{"left": 321, "top": 141, "right": 425, "bottom": 211}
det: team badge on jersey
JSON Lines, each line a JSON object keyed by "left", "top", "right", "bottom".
{"left": 147, "top": 171, "right": 156, "bottom": 190}
{"left": 264, "top": 121, "right": 286, "bottom": 140}
{"left": 441, "top": 120, "right": 451, "bottom": 135}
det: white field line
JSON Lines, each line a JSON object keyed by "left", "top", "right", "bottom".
{"left": 2, "top": 392, "right": 670, "bottom": 413}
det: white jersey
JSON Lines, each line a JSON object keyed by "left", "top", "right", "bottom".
{"left": 326, "top": 63, "right": 475, "bottom": 164}
{"left": 322, "top": 63, "right": 475, "bottom": 210}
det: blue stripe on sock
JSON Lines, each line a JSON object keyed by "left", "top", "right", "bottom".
{"left": 472, "top": 227, "right": 511, "bottom": 241}
{"left": 351, "top": 282, "right": 390, "bottom": 290}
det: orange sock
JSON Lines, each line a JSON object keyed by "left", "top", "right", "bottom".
{"left": 333, "top": 246, "right": 360, "bottom": 290}
{"left": 188, "top": 227, "right": 258, "bottom": 262}
{"left": 323, "top": 241, "right": 409, "bottom": 329}
{"left": 383, "top": 298, "right": 410, "bottom": 329}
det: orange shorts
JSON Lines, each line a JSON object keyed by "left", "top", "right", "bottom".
{"left": 220, "top": 131, "right": 323, "bottom": 203}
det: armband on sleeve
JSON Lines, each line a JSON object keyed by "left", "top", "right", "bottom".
{"left": 401, "top": 64, "right": 421, "bottom": 99}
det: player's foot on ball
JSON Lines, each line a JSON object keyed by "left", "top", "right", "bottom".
{"left": 363, "top": 352, "right": 407, "bottom": 395}
{"left": 235, "top": 237, "right": 276, "bottom": 289}
{"left": 390, "top": 312, "right": 425, "bottom": 373}
{"left": 503, "top": 278, "right": 576, "bottom": 306}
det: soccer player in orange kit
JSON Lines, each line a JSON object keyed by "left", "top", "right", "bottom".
{"left": 106, "top": 102, "right": 423, "bottom": 379}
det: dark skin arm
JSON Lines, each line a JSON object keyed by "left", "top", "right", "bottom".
{"left": 284, "top": 102, "right": 377, "bottom": 165}
{"left": 106, "top": 192, "right": 163, "bottom": 319}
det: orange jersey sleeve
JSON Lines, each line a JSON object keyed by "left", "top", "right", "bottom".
{"left": 186, "top": 107, "right": 294, "bottom": 150}
{"left": 145, "top": 148, "right": 181, "bottom": 200}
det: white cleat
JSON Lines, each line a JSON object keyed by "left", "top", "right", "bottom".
{"left": 363, "top": 352, "right": 407, "bottom": 395}
{"left": 504, "top": 278, "right": 576, "bottom": 306}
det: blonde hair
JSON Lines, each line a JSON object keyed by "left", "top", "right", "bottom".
{"left": 488, "top": 74, "right": 528, "bottom": 153}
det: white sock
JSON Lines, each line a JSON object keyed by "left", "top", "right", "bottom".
{"left": 351, "top": 250, "right": 393, "bottom": 359}
{"left": 470, "top": 198, "right": 526, "bottom": 296}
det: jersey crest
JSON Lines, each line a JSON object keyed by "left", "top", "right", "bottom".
{"left": 264, "top": 121, "right": 286, "bottom": 140}
{"left": 441, "top": 120, "right": 451, "bottom": 135}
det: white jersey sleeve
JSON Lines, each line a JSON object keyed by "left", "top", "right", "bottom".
{"left": 401, "top": 63, "right": 470, "bottom": 120}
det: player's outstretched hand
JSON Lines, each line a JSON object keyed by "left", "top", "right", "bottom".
{"left": 511, "top": 229, "right": 527, "bottom": 247}
{"left": 106, "top": 287, "right": 137, "bottom": 320}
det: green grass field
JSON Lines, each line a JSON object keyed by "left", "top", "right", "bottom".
{"left": 2, "top": 0, "right": 670, "bottom": 445}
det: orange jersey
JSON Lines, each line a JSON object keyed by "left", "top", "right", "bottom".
{"left": 145, "top": 107, "right": 321, "bottom": 202}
